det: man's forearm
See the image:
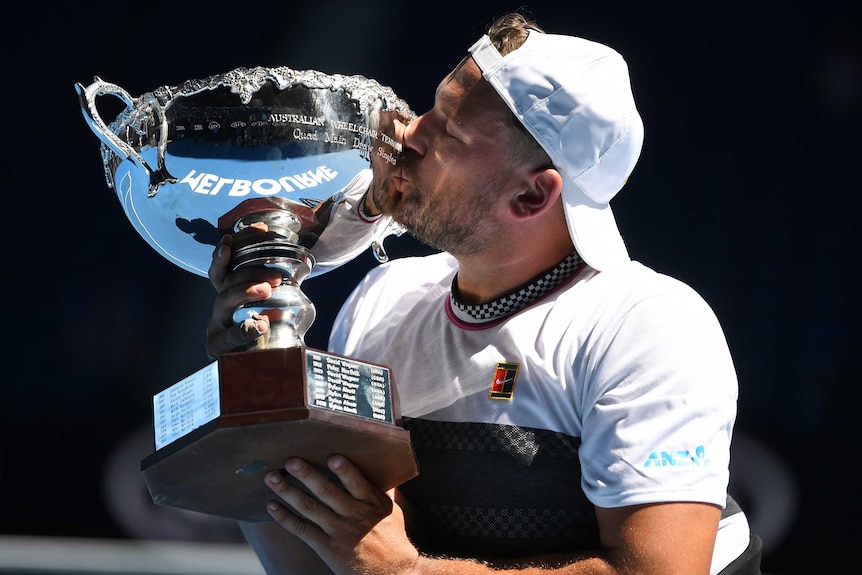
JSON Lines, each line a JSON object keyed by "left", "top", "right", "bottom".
{"left": 408, "top": 553, "right": 617, "bottom": 575}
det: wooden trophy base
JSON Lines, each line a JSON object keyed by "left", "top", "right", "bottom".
{"left": 141, "top": 347, "right": 418, "bottom": 522}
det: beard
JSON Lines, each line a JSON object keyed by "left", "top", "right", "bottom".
{"left": 372, "top": 150, "right": 504, "bottom": 256}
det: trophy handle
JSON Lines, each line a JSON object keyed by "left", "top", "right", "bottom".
{"left": 370, "top": 219, "right": 407, "bottom": 264}
{"left": 75, "top": 77, "right": 176, "bottom": 196}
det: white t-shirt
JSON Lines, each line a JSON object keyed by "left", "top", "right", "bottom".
{"left": 329, "top": 235, "right": 750, "bottom": 573}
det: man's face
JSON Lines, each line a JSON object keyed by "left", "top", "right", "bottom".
{"left": 370, "top": 57, "right": 524, "bottom": 255}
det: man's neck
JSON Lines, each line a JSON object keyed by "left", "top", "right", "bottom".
{"left": 451, "top": 238, "right": 575, "bottom": 305}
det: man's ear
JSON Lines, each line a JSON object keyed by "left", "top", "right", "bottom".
{"left": 510, "top": 167, "right": 564, "bottom": 220}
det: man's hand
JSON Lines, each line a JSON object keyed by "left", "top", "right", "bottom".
{"left": 205, "top": 231, "right": 282, "bottom": 359}
{"left": 366, "top": 110, "right": 411, "bottom": 216}
{"left": 264, "top": 455, "right": 420, "bottom": 575}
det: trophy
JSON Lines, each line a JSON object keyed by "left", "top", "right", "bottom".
{"left": 75, "top": 66, "right": 418, "bottom": 522}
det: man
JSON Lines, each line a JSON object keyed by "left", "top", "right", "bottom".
{"left": 206, "top": 12, "right": 762, "bottom": 575}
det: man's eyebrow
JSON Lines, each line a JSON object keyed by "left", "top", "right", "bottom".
{"left": 435, "top": 55, "right": 474, "bottom": 111}
{"left": 441, "top": 55, "right": 471, "bottom": 88}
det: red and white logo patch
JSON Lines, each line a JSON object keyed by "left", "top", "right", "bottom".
{"left": 489, "top": 362, "right": 520, "bottom": 401}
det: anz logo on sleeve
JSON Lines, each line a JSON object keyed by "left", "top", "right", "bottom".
{"left": 643, "top": 445, "right": 710, "bottom": 468}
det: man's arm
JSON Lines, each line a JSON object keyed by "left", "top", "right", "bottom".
{"left": 260, "top": 454, "right": 720, "bottom": 575}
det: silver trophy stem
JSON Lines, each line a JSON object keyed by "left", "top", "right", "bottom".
{"left": 229, "top": 210, "right": 316, "bottom": 349}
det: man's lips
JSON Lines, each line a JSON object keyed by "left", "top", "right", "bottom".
{"left": 393, "top": 168, "right": 407, "bottom": 195}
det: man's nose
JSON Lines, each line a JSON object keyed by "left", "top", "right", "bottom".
{"left": 401, "top": 113, "right": 428, "bottom": 157}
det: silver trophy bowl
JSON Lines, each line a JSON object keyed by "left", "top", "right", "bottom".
{"left": 76, "top": 66, "right": 414, "bottom": 348}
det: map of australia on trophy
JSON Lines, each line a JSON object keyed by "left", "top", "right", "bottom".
{"left": 75, "top": 66, "right": 418, "bottom": 521}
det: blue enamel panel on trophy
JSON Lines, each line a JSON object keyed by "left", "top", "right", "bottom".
{"left": 114, "top": 147, "right": 367, "bottom": 276}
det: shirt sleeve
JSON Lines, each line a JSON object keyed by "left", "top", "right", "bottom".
{"left": 577, "top": 283, "right": 737, "bottom": 509}
{"left": 306, "top": 168, "right": 400, "bottom": 276}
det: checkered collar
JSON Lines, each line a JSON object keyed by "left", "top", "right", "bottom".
{"left": 449, "top": 252, "right": 584, "bottom": 325}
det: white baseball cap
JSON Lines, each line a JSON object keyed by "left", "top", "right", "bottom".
{"left": 470, "top": 31, "right": 644, "bottom": 271}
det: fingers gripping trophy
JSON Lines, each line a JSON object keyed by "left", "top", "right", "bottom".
{"left": 75, "top": 66, "right": 419, "bottom": 521}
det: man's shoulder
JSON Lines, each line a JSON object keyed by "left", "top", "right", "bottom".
{"left": 564, "top": 259, "right": 720, "bottom": 332}
{"left": 585, "top": 260, "right": 704, "bottom": 301}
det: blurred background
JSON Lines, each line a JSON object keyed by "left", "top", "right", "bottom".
{"left": 1, "top": 0, "right": 859, "bottom": 573}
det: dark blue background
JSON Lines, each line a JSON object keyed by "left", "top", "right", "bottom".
{"left": 1, "top": 1, "right": 859, "bottom": 572}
